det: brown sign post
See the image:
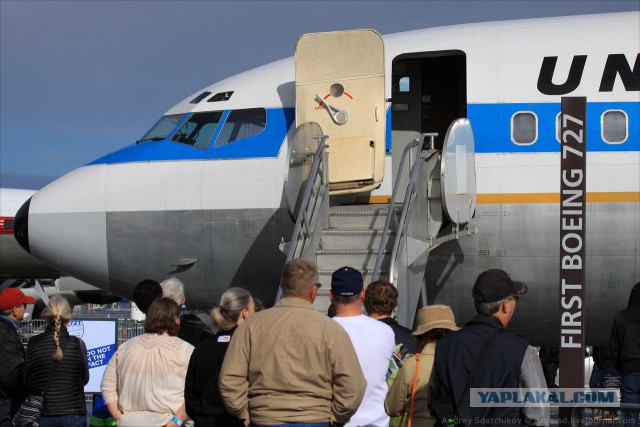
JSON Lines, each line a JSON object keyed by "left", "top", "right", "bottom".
{"left": 559, "top": 96, "right": 587, "bottom": 426}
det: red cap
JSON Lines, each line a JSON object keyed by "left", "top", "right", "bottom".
{"left": 0, "top": 288, "right": 35, "bottom": 310}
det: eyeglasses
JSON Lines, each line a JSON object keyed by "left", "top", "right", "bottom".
{"left": 313, "top": 283, "right": 322, "bottom": 289}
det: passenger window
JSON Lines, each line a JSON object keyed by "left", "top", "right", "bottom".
{"left": 170, "top": 111, "right": 223, "bottom": 149}
{"left": 214, "top": 109, "right": 266, "bottom": 147}
{"left": 602, "top": 110, "right": 627, "bottom": 144}
{"left": 511, "top": 112, "right": 537, "bottom": 145}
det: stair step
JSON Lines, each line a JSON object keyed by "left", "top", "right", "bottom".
{"left": 310, "top": 205, "right": 397, "bottom": 314}
{"left": 312, "top": 296, "right": 333, "bottom": 315}
{"left": 328, "top": 203, "right": 391, "bottom": 214}
{"left": 316, "top": 249, "right": 391, "bottom": 271}
{"left": 321, "top": 229, "right": 396, "bottom": 250}
{"left": 328, "top": 205, "right": 396, "bottom": 229}
{"left": 317, "top": 248, "right": 390, "bottom": 255}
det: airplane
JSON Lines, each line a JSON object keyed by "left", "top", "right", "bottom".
{"left": 1, "top": 188, "right": 121, "bottom": 310}
{"left": 1, "top": 188, "right": 60, "bottom": 280}
{"left": 12, "top": 12, "right": 639, "bottom": 346}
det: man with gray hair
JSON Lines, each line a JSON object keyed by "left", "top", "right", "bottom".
{"left": 220, "top": 258, "right": 366, "bottom": 427}
{"left": 160, "top": 277, "right": 211, "bottom": 346}
{"left": 428, "top": 269, "right": 549, "bottom": 426}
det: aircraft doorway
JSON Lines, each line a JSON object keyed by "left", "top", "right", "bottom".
{"left": 392, "top": 52, "right": 466, "bottom": 149}
{"left": 391, "top": 52, "right": 467, "bottom": 193}
{"left": 391, "top": 51, "right": 467, "bottom": 144}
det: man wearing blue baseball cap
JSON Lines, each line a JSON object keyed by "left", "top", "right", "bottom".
{"left": 331, "top": 266, "right": 396, "bottom": 427}
{"left": 428, "top": 269, "right": 548, "bottom": 426}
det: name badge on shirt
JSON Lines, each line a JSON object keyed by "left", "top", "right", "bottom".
{"left": 218, "top": 335, "right": 231, "bottom": 343}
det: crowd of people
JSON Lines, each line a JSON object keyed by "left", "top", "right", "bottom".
{"left": 1, "top": 262, "right": 639, "bottom": 427}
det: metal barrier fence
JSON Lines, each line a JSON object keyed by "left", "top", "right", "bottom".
{"left": 20, "top": 319, "right": 146, "bottom": 346}
{"left": 117, "top": 321, "right": 145, "bottom": 344}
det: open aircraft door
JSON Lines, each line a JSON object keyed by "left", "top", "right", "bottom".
{"left": 295, "top": 30, "right": 386, "bottom": 194}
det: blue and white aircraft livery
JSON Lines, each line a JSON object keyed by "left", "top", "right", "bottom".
{"left": 13, "top": 12, "right": 639, "bottom": 346}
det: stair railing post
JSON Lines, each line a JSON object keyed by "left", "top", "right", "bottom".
{"left": 276, "top": 138, "right": 329, "bottom": 304}
{"left": 388, "top": 133, "right": 439, "bottom": 285}
{"left": 372, "top": 138, "right": 420, "bottom": 280}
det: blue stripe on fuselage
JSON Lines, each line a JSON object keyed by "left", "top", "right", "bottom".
{"left": 88, "top": 102, "right": 637, "bottom": 166}
{"left": 88, "top": 108, "right": 295, "bottom": 165}
{"left": 469, "top": 101, "right": 639, "bottom": 153}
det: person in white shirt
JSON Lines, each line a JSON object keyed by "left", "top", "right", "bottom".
{"left": 331, "top": 266, "right": 396, "bottom": 427}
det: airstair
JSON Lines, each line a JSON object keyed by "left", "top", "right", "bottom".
{"left": 313, "top": 203, "right": 395, "bottom": 313}
{"left": 280, "top": 126, "right": 477, "bottom": 327}
{"left": 280, "top": 29, "right": 477, "bottom": 326}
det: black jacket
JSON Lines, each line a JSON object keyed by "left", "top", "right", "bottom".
{"left": 610, "top": 281, "right": 640, "bottom": 375}
{"left": 428, "top": 315, "right": 529, "bottom": 427}
{"left": 184, "top": 327, "right": 243, "bottom": 427}
{"left": 24, "top": 325, "right": 89, "bottom": 416}
{"left": 0, "top": 316, "right": 26, "bottom": 403}
{"left": 378, "top": 317, "right": 418, "bottom": 354}
{"left": 178, "top": 311, "right": 212, "bottom": 347}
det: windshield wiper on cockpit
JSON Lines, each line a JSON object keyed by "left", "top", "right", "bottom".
{"left": 136, "top": 136, "right": 165, "bottom": 143}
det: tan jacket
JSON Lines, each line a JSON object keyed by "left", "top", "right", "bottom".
{"left": 219, "top": 297, "right": 366, "bottom": 425}
{"left": 385, "top": 342, "right": 436, "bottom": 427}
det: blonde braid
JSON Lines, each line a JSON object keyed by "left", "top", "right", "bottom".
{"left": 52, "top": 315, "right": 63, "bottom": 361}
{"left": 43, "top": 297, "right": 71, "bottom": 361}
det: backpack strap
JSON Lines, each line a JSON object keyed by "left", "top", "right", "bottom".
{"left": 407, "top": 353, "right": 421, "bottom": 427}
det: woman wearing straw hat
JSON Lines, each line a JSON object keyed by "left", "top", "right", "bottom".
{"left": 385, "top": 305, "right": 459, "bottom": 427}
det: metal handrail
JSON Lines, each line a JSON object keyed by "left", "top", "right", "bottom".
{"left": 388, "top": 147, "right": 439, "bottom": 284}
{"left": 373, "top": 134, "right": 440, "bottom": 285}
{"left": 275, "top": 136, "right": 329, "bottom": 302}
{"left": 372, "top": 138, "right": 419, "bottom": 280}
{"left": 286, "top": 138, "right": 328, "bottom": 261}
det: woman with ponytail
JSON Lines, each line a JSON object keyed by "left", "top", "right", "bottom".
{"left": 185, "top": 287, "right": 255, "bottom": 426}
{"left": 23, "top": 296, "right": 89, "bottom": 427}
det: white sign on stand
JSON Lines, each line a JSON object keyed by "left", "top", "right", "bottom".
{"left": 68, "top": 319, "right": 118, "bottom": 394}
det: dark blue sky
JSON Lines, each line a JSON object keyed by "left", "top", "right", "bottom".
{"left": 1, "top": 0, "right": 638, "bottom": 189}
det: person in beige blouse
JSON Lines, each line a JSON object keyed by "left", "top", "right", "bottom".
{"left": 101, "top": 298, "right": 195, "bottom": 427}
{"left": 385, "top": 305, "right": 459, "bottom": 427}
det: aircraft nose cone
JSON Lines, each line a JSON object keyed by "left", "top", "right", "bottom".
{"left": 13, "top": 197, "right": 31, "bottom": 253}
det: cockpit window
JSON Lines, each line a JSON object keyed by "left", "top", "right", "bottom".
{"left": 138, "top": 114, "right": 186, "bottom": 142}
{"left": 171, "top": 111, "right": 223, "bottom": 149}
{"left": 214, "top": 108, "right": 266, "bottom": 147}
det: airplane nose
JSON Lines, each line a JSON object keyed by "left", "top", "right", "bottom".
{"left": 22, "top": 165, "right": 111, "bottom": 289}
{"left": 13, "top": 197, "right": 31, "bottom": 253}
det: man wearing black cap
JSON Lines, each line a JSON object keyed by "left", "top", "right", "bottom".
{"left": 0, "top": 288, "right": 35, "bottom": 426}
{"left": 428, "top": 269, "right": 548, "bottom": 426}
